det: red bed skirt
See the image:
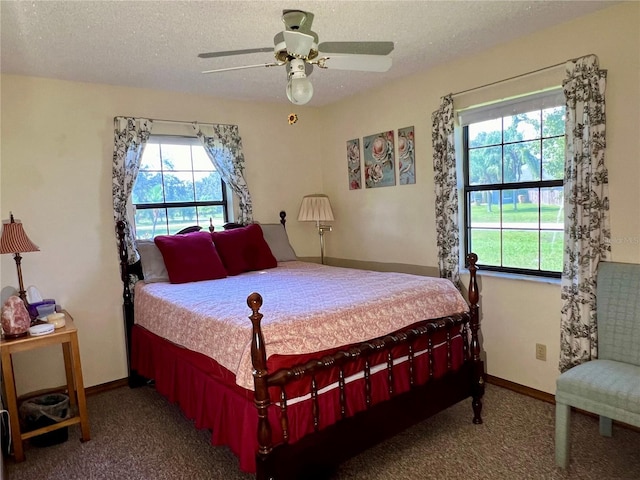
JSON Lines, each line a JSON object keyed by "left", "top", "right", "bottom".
{"left": 131, "top": 324, "right": 464, "bottom": 473}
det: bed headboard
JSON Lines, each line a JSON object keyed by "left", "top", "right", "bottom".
{"left": 116, "top": 212, "right": 288, "bottom": 384}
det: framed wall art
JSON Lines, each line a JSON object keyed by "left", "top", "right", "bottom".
{"left": 363, "top": 130, "right": 395, "bottom": 188}
{"left": 397, "top": 126, "right": 415, "bottom": 185}
{"left": 346, "top": 138, "right": 361, "bottom": 190}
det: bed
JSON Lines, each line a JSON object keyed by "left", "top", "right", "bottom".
{"left": 116, "top": 214, "right": 484, "bottom": 480}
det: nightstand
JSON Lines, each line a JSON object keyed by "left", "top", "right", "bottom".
{"left": 0, "top": 312, "right": 90, "bottom": 461}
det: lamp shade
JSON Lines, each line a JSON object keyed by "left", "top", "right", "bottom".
{"left": 298, "top": 194, "right": 334, "bottom": 222}
{"left": 0, "top": 214, "right": 40, "bottom": 254}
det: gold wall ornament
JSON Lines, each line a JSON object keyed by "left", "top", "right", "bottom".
{"left": 288, "top": 113, "right": 298, "bottom": 125}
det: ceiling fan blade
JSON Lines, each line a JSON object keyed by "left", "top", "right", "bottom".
{"left": 320, "top": 54, "right": 392, "bottom": 72}
{"left": 318, "top": 41, "right": 394, "bottom": 56}
{"left": 198, "top": 47, "right": 273, "bottom": 59}
{"left": 202, "top": 62, "right": 284, "bottom": 74}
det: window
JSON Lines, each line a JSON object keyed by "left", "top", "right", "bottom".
{"left": 460, "top": 90, "right": 565, "bottom": 277}
{"left": 132, "top": 136, "right": 229, "bottom": 239}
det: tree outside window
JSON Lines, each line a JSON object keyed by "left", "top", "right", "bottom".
{"left": 132, "top": 138, "right": 228, "bottom": 239}
{"left": 463, "top": 103, "right": 565, "bottom": 277}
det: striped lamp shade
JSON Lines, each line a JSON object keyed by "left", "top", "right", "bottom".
{"left": 0, "top": 214, "right": 40, "bottom": 254}
{"left": 297, "top": 194, "right": 335, "bottom": 222}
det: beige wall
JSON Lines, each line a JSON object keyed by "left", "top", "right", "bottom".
{"left": 0, "top": 78, "right": 323, "bottom": 395}
{"left": 320, "top": 2, "right": 639, "bottom": 394}
{"left": 1, "top": 2, "right": 638, "bottom": 396}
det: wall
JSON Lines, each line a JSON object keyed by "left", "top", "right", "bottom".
{"left": 319, "top": 2, "right": 639, "bottom": 393}
{"left": 1, "top": 2, "right": 638, "bottom": 396}
{"left": 0, "top": 78, "right": 322, "bottom": 395}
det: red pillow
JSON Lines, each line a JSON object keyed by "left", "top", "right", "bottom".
{"left": 211, "top": 224, "right": 277, "bottom": 276}
{"left": 154, "top": 231, "right": 227, "bottom": 284}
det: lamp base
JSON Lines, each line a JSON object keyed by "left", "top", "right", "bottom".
{"left": 2, "top": 331, "right": 28, "bottom": 340}
{"left": 318, "top": 224, "right": 332, "bottom": 265}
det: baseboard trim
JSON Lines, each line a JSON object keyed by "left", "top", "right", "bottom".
{"left": 81, "top": 375, "right": 640, "bottom": 434}
{"left": 16, "top": 378, "right": 129, "bottom": 402}
{"left": 486, "top": 374, "right": 639, "bottom": 433}
{"left": 85, "top": 378, "right": 129, "bottom": 396}
{"left": 485, "top": 375, "right": 555, "bottom": 404}
{"left": 88, "top": 377, "right": 554, "bottom": 402}
{"left": 91, "top": 376, "right": 552, "bottom": 402}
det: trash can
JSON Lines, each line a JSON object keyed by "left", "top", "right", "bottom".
{"left": 18, "top": 393, "right": 70, "bottom": 447}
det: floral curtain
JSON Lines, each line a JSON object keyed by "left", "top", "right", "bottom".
{"left": 112, "top": 117, "right": 152, "bottom": 263}
{"left": 559, "top": 55, "right": 611, "bottom": 372}
{"left": 194, "top": 124, "right": 253, "bottom": 224}
{"left": 431, "top": 94, "right": 460, "bottom": 287}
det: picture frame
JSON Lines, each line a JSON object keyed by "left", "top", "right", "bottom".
{"left": 363, "top": 130, "right": 395, "bottom": 188}
{"left": 346, "top": 138, "right": 361, "bottom": 190}
{"left": 397, "top": 126, "right": 415, "bottom": 185}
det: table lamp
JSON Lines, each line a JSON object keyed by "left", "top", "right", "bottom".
{"left": 298, "top": 194, "right": 334, "bottom": 264}
{"left": 0, "top": 213, "right": 40, "bottom": 305}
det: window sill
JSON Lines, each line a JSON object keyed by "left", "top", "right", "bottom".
{"left": 460, "top": 267, "right": 561, "bottom": 286}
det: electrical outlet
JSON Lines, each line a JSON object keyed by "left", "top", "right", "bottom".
{"left": 536, "top": 343, "right": 547, "bottom": 361}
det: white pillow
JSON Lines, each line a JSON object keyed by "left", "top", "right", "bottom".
{"left": 258, "top": 224, "right": 297, "bottom": 262}
{"left": 137, "top": 240, "right": 169, "bottom": 282}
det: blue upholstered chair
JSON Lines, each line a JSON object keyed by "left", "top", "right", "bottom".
{"left": 555, "top": 261, "right": 640, "bottom": 468}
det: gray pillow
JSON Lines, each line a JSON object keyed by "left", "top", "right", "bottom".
{"left": 258, "top": 224, "right": 297, "bottom": 262}
{"left": 137, "top": 240, "right": 169, "bottom": 283}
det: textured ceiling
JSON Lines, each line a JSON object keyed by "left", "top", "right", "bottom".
{"left": 1, "top": 1, "right": 618, "bottom": 106}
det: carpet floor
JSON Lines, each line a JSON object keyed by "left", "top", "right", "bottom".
{"left": 4, "top": 383, "right": 639, "bottom": 479}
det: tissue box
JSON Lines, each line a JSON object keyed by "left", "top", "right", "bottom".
{"left": 28, "top": 300, "right": 56, "bottom": 319}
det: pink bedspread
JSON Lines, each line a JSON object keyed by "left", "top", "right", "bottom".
{"left": 134, "top": 261, "right": 468, "bottom": 390}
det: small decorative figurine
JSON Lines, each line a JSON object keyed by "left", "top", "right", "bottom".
{"left": 1, "top": 295, "right": 31, "bottom": 338}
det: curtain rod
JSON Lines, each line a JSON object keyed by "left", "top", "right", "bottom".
{"left": 451, "top": 54, "right": 596, "bottom": 98}
{"left": 152, "top": 118, "right": 198, "bottom": 126}
{"left": 151, "top": 118, "right": 236, "bottom": 128}
{"left": 114, "top": 117, "right": 235, "bottom": 128}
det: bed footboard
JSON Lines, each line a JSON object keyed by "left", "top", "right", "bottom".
{"left": 248, "top": 253, "right": 484, "bottom": 480}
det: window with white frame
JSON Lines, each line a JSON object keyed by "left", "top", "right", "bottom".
{"left": 459, "top": 89, "right": 565, "bottom": 277}
{"left": 132, "top": 136, "right": 229, "bottom": 239}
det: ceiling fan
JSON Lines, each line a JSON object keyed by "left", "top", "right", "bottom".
{"left": 198, "top": 9, "right": 394, "bottom": 105}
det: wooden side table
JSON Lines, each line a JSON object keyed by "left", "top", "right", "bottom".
{"left": 0, "top": 312, "right": 90, "bottom": 461}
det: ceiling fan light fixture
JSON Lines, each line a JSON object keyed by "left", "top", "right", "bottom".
{"left": 198, "top": 10, "right": 392, "bottom": 105}
{"left": 286, "top": 75, "right": 313, "bottom": 105}
{"left": 284, "top": 30, "right": 315, "bottom": 58}
{"left": 286, "top": 59, "right": 313, "bottom": 105}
